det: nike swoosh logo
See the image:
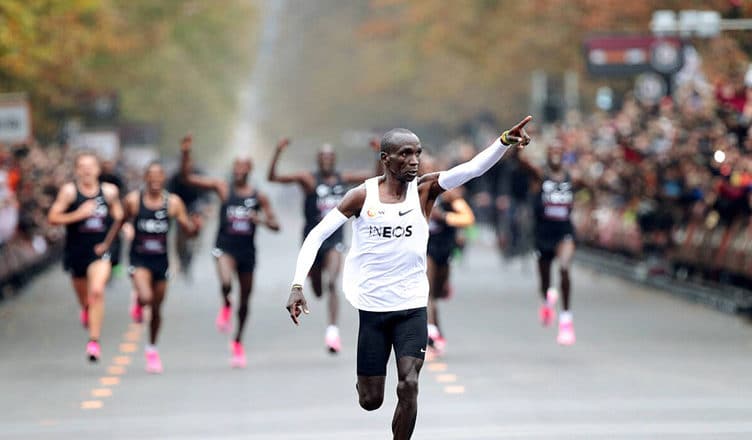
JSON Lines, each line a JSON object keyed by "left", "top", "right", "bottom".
{"left": 398, "top": 209, "right": 414, "bottom": 216}
{"left": 420, "top": 348, "right": 426, "bottom": 353}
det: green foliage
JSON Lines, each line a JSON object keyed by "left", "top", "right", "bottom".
{"left": 0, "top": 0, "right": 258, "bottom": 153}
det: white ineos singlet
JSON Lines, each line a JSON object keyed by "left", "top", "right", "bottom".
{"left": 343, "top": 177, "right": 429, "bottom": 312}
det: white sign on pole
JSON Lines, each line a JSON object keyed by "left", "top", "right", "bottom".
{"left": 0, "top": 94, "right": 31, "bottom": 144}
{"left": 72, "top": 131, "right": 121, "bottom": 161}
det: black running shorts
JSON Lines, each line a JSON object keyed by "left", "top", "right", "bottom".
{"left": 535, "top": 221, "right": 575, "bottom": 261}
{"left": 357, "top": 307, "right": 428, "bottom": 376}
{"left": 427, "top": 239, "right": 454, "bottom": 266}
{"left": 129, "top": 254, "right": 169, "bottom": 282}
{"left": 212, "top": 247, "right": 256, "bottom": 273}
{"left": 64, "top": 251, "right": 111, "bottom": 279}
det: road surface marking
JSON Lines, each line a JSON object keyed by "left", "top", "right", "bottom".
{"left": 80, "top": 400, "right": 103, "bottom": 410}
{"left": 427, "top": 362, "right": 447, "bottom": 372}
{"left": 107, "top": 365, "right": 126, "bottom": 375}
{"left": 444, "top": 385, "right": 465, "bottom": 394}
{"left": 100, "top": 376, "right": 120, "bottom": 386}
{"left": 91, "top": 388, "right": 112, "bottom": 398}
{"left": 119, "top": 342, "right": 138, "bottom": 353}
{"left": 436, "top": 373, "right": 457, "bottom": 383}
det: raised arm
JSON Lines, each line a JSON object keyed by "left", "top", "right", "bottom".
{"left": 179, "top": 134, "right": 229, "bottom": 201}
{"left": 48, "top": 183, "right": 93, "bottom": 225}
{"left": 418, "top": 116, "right": 532, "bottom": 216}
{"left": 285, "top": 185, "right": 365, "bottom": 325}
{"left": 94, "top": 183, "right": 124, "bottom": 256}
{"left": 341, "top": 138, "right": 383, "bottom": 184}
{"left": 267, "top": 138, "right": 315, "bottom": 191}
{"left": 512, "top": 148, "right": 544, "bottom": 182}
{"left": 256, "top": 192, "right": 280, "bottom": 231}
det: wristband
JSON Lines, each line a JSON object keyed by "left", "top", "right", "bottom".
{"left": 292, "top": 284, "right": 303, "bottom": 290}
{"left": 500, "top": 130, "right": 511, "bottom": 146}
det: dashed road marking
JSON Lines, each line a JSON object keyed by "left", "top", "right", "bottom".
{"left": 444, "top": 385, "right": 466, "bottom": 394}
{"left": 99, "top": 376, "right": 120, "bottom": 386}
{"left": 427, "top": 362, "right": 448, "bottom": 372}
{"left": 91, "top": 388, "right": 112, "bottom": 398}
{"left": 80, "top": 400, "right": 103, "bottom": 410}
{"left": 436, "top": 373, "right": 457, "bottom": 383}
{"left": 119, "top": 342, "right": 138, "bottom": 353}
{"left": 107, "top": 365, "right": 126, "bottom": 375}
{"left": 113, "top": 356, "right": 131, "bottom": 366}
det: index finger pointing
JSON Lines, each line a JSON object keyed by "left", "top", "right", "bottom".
{"left": 512, "top": 115, "right": 533, "bottom": 131}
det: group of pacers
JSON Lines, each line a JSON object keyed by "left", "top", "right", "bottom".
{"left": 49, "top": 116, "right": 587, "bottom": 439}
{"left": 48, "top": 118, "right": 577, "bottom": 378}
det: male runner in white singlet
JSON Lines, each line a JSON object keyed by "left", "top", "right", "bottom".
{"left": 286, "top": 116, "right": 532, "bottom": 440}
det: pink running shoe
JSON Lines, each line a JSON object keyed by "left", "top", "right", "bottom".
{"left": 539, "top": 304, "right": 554, "bottom": 326}
{"left": 86, "top": 340, "right": 100, "bottom": 363}
{"left": 80, "top": 308, "right": 89, "bottom": 329}
{"left": 557, "top": 320, "right": 576, "bottom": 346}
{"left": 432, "top": 335, "right": 447, "bottom": 356}
{"left": 216, "top": 306, "right": 231, "bottom": 333}
{"left": 145, "top": 348, "right": 163, "bottom": 374}
{"left": 231, "top": 341, "right": 247, "bottom": 368}
{"left": 325, "top": 333, "right": 342, "bottom": 354}
{"left": 130, "top": 302, "right": 143, "bottom": 324}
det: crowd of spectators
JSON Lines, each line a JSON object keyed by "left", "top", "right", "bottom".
{"left": 0, "top": 142, "right": 74, "bottom": 290}
{"left": 558, "top": 73, "right": 752, "bottom": 282}
{"left": 424, "top": 69, "right": 752, "bottom": 287}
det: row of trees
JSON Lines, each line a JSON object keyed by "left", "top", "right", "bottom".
{"left": 256, "top": 0, "right": 751, "bottom": 143}
{"left": 0, "top": 0, "right": 258, "bottom": 150}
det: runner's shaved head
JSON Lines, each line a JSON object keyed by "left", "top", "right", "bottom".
{"left": 381, "top": 129, "right": 420, "bottom": 154}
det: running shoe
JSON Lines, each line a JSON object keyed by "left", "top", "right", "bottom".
{"left": 145, "top": 348, "right": 163, "bottom": 374}
{"left": 80, "top": 308, "right": 89, "bottom": 329}
{"left": 86, "top": 340, "right": 100, "bottom": 363}
{"left": 557, "top": 319, "right": 576, "bottom": 346}
{"left": 539, "top": 287, "right": 558, "bottom": 326}
{"left": 130, "top": 302, "right": 143, "bottom": 324}
{"left": 325, "top": 333, "right": 342, "bottom": 354}
{"left": 431, "top": 335, "right": 447, "bottom": 356}
{"left": 231, "top": 341, "right": 247, "bottom": 368}
{"left": 216, "top": 306, "right": 231, "bottom": 333}
{"left": 539, "top": 304, "right": 554, "bottom": 326}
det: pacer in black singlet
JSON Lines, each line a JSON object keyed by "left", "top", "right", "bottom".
{"left": 303, "top": 171, "right": 347, "bottom": 265}
{"left": 421, "top": 153, "right": 476, "bottom": 356}
{"left": 213, "top": 187, "right": 262, "bottom": 273}
{"left": 64, "top": 186, "right": 114, "bottom": 277}
{"left": 48, "top": 152, "right": 124, "bottom": 362}
{"left": 123, "top": 162, "right": 197, "bottom": 373}
{"left": 534, "top": 172, "right": 575, "bottom": 260}
{"left": 268, "top": 139, "right": 380, "bottom": 353}
{"left": 515, "top": 142, "right": 579, "bottom": 346}
{"left": 129, "top": 191, "right": 171, "bottom": 281}
{"left": 180, "top": 141, "right": 279, "bottom": 368}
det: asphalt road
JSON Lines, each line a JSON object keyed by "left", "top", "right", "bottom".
{"left": 2, "top": 220, "right": 752, "bottom": 440}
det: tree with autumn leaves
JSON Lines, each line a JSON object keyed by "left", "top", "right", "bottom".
{"left": 0, "top": 0, "right": 257, "bottom": 148}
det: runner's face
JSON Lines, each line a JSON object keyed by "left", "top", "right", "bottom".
{"left": 145, "top": 164, "right": 165, "bottom": 192}
{"left": 548, "top": 146, "right": 563, "bottom": 169}
{"left": 233, "top": 159, "right": 251, "bottom": 184}
{"left": 75, "top": 155, "right": 100, "bottom": 184}
{"left": 318, "top": 151, "right": 336, "bottom": 174}
{"left": 387, "top": 143, "right": 421, "bottom": 182}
